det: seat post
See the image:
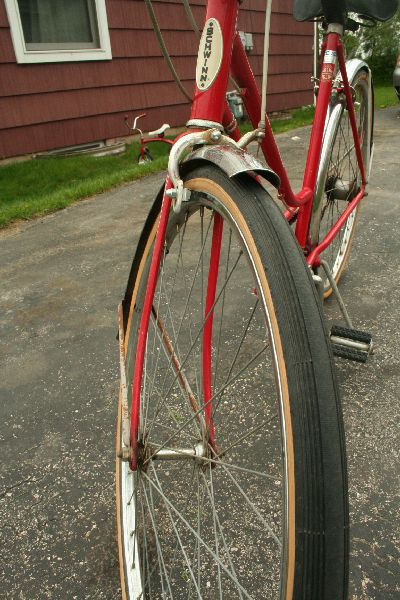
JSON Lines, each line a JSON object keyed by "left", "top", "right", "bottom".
{"left": 326, "top": 23, "right": 344, "bottom": 35}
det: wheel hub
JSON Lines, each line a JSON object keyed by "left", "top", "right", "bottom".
{"left": 326, "top": 176, "right": 359, "bottom": 201}
{"left": 138, "top": 440, "right": 210, "bottom": 470}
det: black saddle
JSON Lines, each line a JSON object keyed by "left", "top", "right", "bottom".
{"left": 294, "top": 0, "right": 398, "bottom": 24}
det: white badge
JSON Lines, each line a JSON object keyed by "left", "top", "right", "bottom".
{"left": 196, "top": 19, "right": 223, "bottom": 91}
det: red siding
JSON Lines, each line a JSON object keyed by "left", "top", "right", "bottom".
{"left": 0, "top": 0, "right": 313, "bottom": 159}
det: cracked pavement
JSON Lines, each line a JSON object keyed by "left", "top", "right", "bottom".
{"left": 0, "top": 107, "right": 399, "bottom": 599}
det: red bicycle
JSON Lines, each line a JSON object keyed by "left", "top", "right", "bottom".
{"left": 124, "top": 112, "right": 173, "bottom": 164}
{"left": 116, "top": 1, "right": 398, "bottom": 599}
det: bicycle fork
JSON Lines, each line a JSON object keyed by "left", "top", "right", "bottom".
{"left": 127, "top": 178, "right": 173, "bottom": 470}
{"left": 122, "top": 178, "right": 222, "bottom": 470}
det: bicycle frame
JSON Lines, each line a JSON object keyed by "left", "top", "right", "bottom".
{"left": 189, "top": 0, "right": 367, "bottom": 258}
{"left": 127, "top": 0, "right": 368, "bottom": 469}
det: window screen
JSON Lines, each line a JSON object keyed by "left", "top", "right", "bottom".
{"left": 17, "top": 0, "right": 100, "bottom": 50}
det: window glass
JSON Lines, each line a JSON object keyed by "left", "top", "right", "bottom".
{"left": 17, "top": 0, "right": 100, "bottom": 49}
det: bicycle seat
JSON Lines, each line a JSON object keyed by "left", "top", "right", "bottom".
{"left": 148, "top": 124, "right": 170, "bottom": 137}
{"left": 293, "top": 0, "right": 398, "bottom": 23}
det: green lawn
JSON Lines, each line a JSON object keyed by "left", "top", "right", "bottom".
{"left": 0, "top": 85, "right": 397, "bottom": 229}
{"left": 0, "top": 142, "right": 169, "bottom": 228}
{"left": 374, "top": 83, "right": 399, "bottom": 108}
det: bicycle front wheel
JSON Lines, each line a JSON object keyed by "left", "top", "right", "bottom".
{"left": 117, "top": 164, "right": 348, "bottom": 599}
{"left": 310, "top": 67, "right": 371, "bottom": 296}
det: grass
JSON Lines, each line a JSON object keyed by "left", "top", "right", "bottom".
{"left": 242, "top": 105, "right": 316, "bottom": 135}
{"left": 373, "top": 82, "right": 399, "bottom": 109}
{"left": 0, "top": 142, "right": 169, "bottom": 228}
{"left": 0, "top": 84, "right": 397, "bottom": 228}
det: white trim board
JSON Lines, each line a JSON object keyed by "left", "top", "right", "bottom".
{"left": 4, "top": 0, "right": 112, "bottom": 63}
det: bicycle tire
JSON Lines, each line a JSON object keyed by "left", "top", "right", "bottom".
{"left": 138, "top": 147, "right": 154, "bottom": 164}
{"left": 310, "top": 68, "right": 371, "bottom": 297}
{"left": 117, "top": 164, "right": 349, "bottom": 600}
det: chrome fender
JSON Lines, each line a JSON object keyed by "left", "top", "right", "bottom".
{"left": 121, "top": 146, "right": 279, "bottom": 331}
{"left": 182, "top": 144, "right": 280, "bottom": 189}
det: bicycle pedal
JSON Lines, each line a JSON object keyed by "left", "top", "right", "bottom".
{"left": 330, "top": 325, "right": 373, "bottom": 363}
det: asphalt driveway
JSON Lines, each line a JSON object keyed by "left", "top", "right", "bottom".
{"left": 0, "top": 107, "right": 399, "bottom": 599}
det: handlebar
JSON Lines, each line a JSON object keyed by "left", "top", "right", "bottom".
{"left": 124, "top": 112, "right": 146, "bottom": 133}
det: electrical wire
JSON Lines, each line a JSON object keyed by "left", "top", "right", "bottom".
{"left": 259, "top": 0, "right": 273, "bottom": 127}
{"left": 144, "top": 0, "right": 192, "bottom": 102}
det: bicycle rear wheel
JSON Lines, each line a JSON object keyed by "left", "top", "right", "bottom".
{"left": 310, "top": 68, "right": 371, "bottom": 296}
{"left": 138, "top": 147, "right": 154, "bottom": 164}
{"left": 117, "top": 164, "right": 348, "bottom": 599}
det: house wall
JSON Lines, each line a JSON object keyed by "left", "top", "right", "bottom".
{"left": 0, "top": 0, "right": 313, "bottom": 159}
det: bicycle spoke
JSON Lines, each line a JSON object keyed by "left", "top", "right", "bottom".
{"left": 139, "top": 478, "right": 157, "bottom": 599}
{"left": 177, "top": 229, "right": 202, "bottom": 399}
{"left": 145, "top": 249, "right": 243, "bottom": 444}
{"left": 143, "top": 342, "right": 268, "bottom": 466}
{"left": 151, "top": 212, "right": 213, "bottom": 422}
{"left": 217, "top": 414, "right": 278, "bottom": 459}
{"left": 150, "top": 466, "right": 203, "bottom": 598}
{"left": 209, "top": 296, "right": 261, "bottom": 426}
{"left": 166, "top": 464, "right": 198, "bottom": 581}
{"left": 140, "top": 476, "right": 174, "bottom": 598}
{"left": 149, "top": 307, "right": 203, "bottom": 436}
{"left": 185, "top": 471, "right": 207, "bottom": 600}
{"left": 172, "top": 211, "right": 214, "bottom": 355}
{"left": 141, "top": 468, "right": 255, "bottom": 600}
{"left": 201, "top": 467, "right": 245, "bottom": 599}
{"left": 208, "top": 464, "right": 223, "bottom": 600}
{"left": 213, "top": 227, "right": 232, "bottom": 390}
{"left": 218, "top": 462, "right": 282, "bottom": 548}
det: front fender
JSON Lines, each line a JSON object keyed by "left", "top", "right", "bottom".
{"left": 122, "top": 146, "right": 279, "bottom": 329}
{"left": 182, "top": 144, "right": 280, "bottom": 189}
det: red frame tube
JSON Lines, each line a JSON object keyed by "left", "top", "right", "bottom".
{"left": 129, "top": 179, "right": 173, "bottom": 470}
{"left": 294, "top": 32, "right": 341, "bottom": 247}
{"left": 140, "top": 136, "right": 173, "bottom": 159}
{"left": 230, "top": 33, "right": 299, "bottom": 207}
{"left": 143, "top": 137, "right": 174, "bottom": 146}
{"left": 307, "top": 185, "right": 365, "bottom": 267}
{"left": 202, "top": 213, "right": 223, "bottom": 449}
{"left": 190, "top": 0, "right": 239, "bottom": 123}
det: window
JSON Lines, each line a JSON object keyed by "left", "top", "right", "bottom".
{"left": 5, "top": 0, "right": 112, "bottom": 63}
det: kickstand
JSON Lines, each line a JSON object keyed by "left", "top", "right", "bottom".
{"left": 319, "top": 259, "right": 353, "bottom": 329}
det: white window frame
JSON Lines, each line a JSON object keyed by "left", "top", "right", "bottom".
{"left": 5, "top": 0, "right": 112, "bottom": 63}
